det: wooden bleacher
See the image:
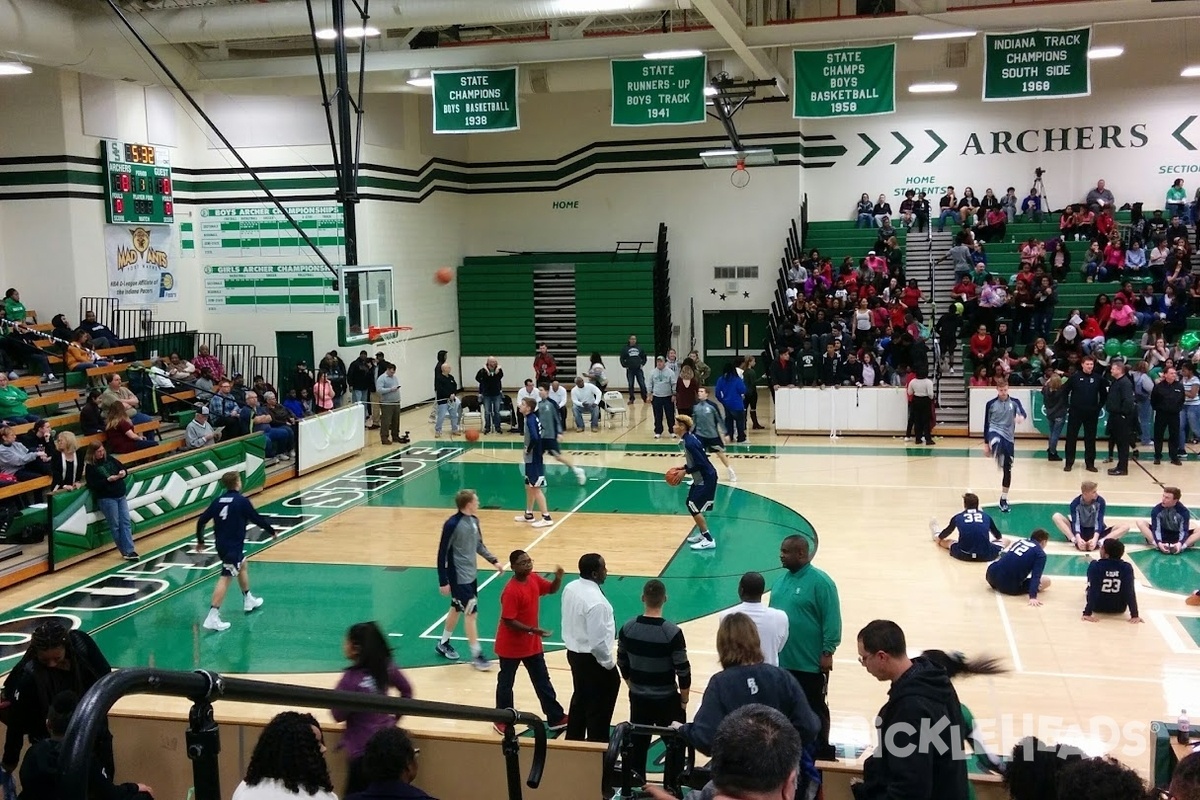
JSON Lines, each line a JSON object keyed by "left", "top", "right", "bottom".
{"left": 115, "top": 437, "right": 184, "bottom": 465}
{"left": 78, "top": 419, "right": 161, "bottom": 448}
{"left": 24, "top": 389, "right": 81, "bottom": 413}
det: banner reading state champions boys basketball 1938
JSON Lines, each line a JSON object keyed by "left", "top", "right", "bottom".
{"left": 103, "top": 223, "right": 178, "bottom": 304}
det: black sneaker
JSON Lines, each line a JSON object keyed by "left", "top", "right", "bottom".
{"left": 1046, "top": 452, "right": 1062, "bottom": 462}
{"left": 435, "top": 641, "right": 461, "bottom": 661}
{"left": 123, "top": 552, "right": 139, "bottom": 561}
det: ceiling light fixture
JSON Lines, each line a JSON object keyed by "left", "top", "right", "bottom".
{"left": 1087, "top": 46, "right": 1124, "bottom": 59}
{"left": 643, "top": 49, "right": 703, "bottom": 60}
{"left": 0, "top": 60, "right": 33, "bottom": 76}
{"left": 407, "top": 76, "right": 434, "bottom": 88}
{"left": 315, "top": 26, "right": 380, "bottom": 40}
{"left": 908, "top": 82, "right": 958, "bottom": 93}
{"left": 703, "top": 86, "right": 718, "bottom": 96}
{"left": 1182, "top": 66, "right": 1200, "bottom": 78}
{"left": 912, "top": 31, "right": 976, "bottom": 41}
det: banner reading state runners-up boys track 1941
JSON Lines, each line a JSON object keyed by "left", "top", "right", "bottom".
{"left": 792, "top": 44, "right": 895, "bottom": 119}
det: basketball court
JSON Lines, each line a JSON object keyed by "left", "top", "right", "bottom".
{"left": 1, "top": 401, "right": 1198, "bottom": 773}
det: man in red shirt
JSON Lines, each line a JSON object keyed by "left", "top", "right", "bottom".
{"left": 533, "top": 343, "right": 557, "bottom": 383}
{"left": 494, "top": 549, "right": 569, "bottom": 735}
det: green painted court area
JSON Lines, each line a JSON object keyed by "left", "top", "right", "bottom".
{"left": 0, "top": 444, "right": 816, "bottom": 676}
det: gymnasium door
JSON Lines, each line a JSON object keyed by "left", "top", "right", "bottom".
{"left": 275, "top": 331, "right": 315, "bottom": 396}
{"left": 702, "top": 310, "right": 770, "bottom": 365}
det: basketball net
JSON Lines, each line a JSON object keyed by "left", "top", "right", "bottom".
{"left": 368, "top": 325, "right": 414, "bottom": 366}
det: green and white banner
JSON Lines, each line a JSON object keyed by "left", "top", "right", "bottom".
{"left": 432, "top": 67, "right": 520, "bottom": 134}
{"left": 200, "top": 204, "right": 345, "bottom": 260}
{"left": 792, "top": 44, "right": 895, "bottom": 119}
{"left": 50, "top": 437, "right": 268, "bottom": 566}
{"left": 611, "top": 56, "right": 707, "bottom": 126}
{"left": 204, "top": 264, "right": 339, "bottom": 314}
{"left": 983, "top": 28, "right": 1091, "bottom": 101}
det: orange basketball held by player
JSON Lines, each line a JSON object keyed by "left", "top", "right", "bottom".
{"left": 464, "top": 429, "right": 480, "bottom": 443}
{"left": 665, "top": 467, "right": 685, "bottom": 486}
{"left": 435, "top": 267, "right": 454, "bottom": 285}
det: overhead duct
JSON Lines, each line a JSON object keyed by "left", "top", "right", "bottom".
{"left": 125, "top": 0, "right": 689, "bottom": 46}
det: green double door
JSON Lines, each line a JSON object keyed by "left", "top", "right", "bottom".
{"left": 275, "top": 331, "right": 315, "bottom": 396}
{"left": 702, "top": 310, "right": 770, "bottom": 368}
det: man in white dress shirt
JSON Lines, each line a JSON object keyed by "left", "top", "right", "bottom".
{"left": 571, "top": 376, "right": 603, "bottom": 432}
{"left": 560, "top": 552, "right": 619, "bottom": 742}
{"left": 719, "top": 572, "right": 789, "bottom": 666}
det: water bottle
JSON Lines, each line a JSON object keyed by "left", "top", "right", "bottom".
{"left": 1179, "top": 710, "right": 1191, "bottom": 745}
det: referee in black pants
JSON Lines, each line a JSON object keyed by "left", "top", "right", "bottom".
{"left": 1063, "top": 355, "right": 1106, "bottom": 473}
{"left": 560, "top": 553, "right": 620, "bottom": 742}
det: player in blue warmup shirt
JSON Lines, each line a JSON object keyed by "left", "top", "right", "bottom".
{"left": 516, "top": 396, "right": 554, "bottom": 529}
{"left": 197, "top": 471, "right": 277, "bottom": 632}
{"left": 1136, "top": 486, "right": 1200, "bottom": 554}
{"left": 985, "top": 528, "right": 1051, "bottom": 606}
{"left": 931, "top": 492, "right": 1004, "bottom": 562}
{"left": 674, "top": 415, "right": 718, "bottom": 551}
{"left": 1082, "top": 538, "right": 1142, "bottom": 624}
{"left": 1051, "top": 480, "right": 1130, "bottom": 552}
{"left": 982, "top": 379, "right": 1027, "bottom": 513}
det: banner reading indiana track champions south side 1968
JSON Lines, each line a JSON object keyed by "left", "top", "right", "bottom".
{"left": 103, "top": 223, "right": 178, "bottom": 304}
{"left": 983, "top": 27, "right": 1091, "bottom": 101}
{"left": 792, "top": 44, "right": 895, "bottom": 119}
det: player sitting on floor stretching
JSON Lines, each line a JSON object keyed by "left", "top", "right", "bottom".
{"left": 1052, "top": 481, "right": 1130, "bottom": 552}
{"left": 931, "top": 492, "right": 1004, "bottom": 562}
{"left": 1082, "top": 538, "right": 1142, "bottom": 624}
{"left": 1136, "top": 486, "right": 1200, "bottom": 554}
{"left": 983, "top": 379, "right": 1027, "bottom": 513}
{"left": 674, "top": 415, "right": 717, "bottom": 551}
{"left": 436, "top": 488, "right": 503, "bottom": 670}
{"left": 197, "top": 471, "right": 276, "bottom": 632}
{"left": 985, "top": 528, "right": 1051, "bottom": 607}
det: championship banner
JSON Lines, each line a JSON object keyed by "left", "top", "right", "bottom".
{"left": 792, "top": 44, "right": 896, "bottom": 119}
{"left": 104, "top": 223, "right": 179, "bottom": 303}
{"left": 982, "top": 27, "right": 1091, "bottom": 101}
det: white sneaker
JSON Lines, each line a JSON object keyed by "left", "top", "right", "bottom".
{"left": 929, "top": 518, "right": 940, "bottom": 540}
{"left": 727, "top": 469, "right": 737, "bottom": 482}
{"left": 686, "top": 533, "right": 704, "bottom": 544}
{"left": 690, "top": 538, "right": 716, "bottom": 550}
{"left": 531, "top": 517, "right": 554, "bottom": 528}
{"left": 244, "top": 594, "right": 264, "bottom": 613}
{"left": 574, "top": 467, "right": 586, "bottom": 485}
{"left": 654, "top": 434, "right": 661, "bottom": 439}
{"left": 514, "top": 514, "right": 535, "bottom": 523}
{"left": 203, "top": 614, "right": 230, "bottom": 631}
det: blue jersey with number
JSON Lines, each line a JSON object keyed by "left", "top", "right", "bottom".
{"left": 1083, "top": 558, "right": 1137, "bottom": 617}
{"left": 940, "top": 509, "right": 999, "bottom": 558}
{"left": 197, "top": 490, "right": 274, "bottom": 556}
{"left": 986, "top": 538, "right": 1047, "bottom": 598}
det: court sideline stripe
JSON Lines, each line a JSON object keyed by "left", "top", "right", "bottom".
{"left": 994, "top": 592, "right": 1025, "bottom": 672}
{"left": 413, "top": 478, "right": 616, "bottom": 641}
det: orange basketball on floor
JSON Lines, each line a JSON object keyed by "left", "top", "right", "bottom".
{"left": 435, "top": 267, "right": 454, "bottom": 285}
{"left": 665, "top": 467, "right": 684, "bottom": 486}
{"left": 464, "top": 429, "right": 480, "bottom": 442}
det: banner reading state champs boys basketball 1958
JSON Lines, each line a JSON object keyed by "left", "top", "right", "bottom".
{"left": 983, "top": 28, "right": 1091, "bottom": 101}
{"left": 792, "top": 44, "right": 895, "bottom": 119}
{"left": 103, "top": 223, "right": 178, "bottom": 304}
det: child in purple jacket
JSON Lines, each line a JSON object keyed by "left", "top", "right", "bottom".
{"left": 333, "top": 621, "right": 414, "bottom": 796}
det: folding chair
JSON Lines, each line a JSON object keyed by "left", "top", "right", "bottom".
{"left": 602, "top": 391, "right": 629, "bottom": 427}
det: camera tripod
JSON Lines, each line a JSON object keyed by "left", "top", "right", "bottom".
{"left": 1033, "top": 173, "right": 1048, "bottom": 210}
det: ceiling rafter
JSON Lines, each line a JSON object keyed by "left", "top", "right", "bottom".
{"left": 689, "top": 0, "right": 788, "bottom": 96}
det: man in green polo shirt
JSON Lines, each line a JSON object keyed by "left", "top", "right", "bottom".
{"left": 769, "top": 534, "right": 842, "bottom": 761}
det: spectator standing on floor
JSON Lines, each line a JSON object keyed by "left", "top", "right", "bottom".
{"left": 347, "top": 351, "right": 376, "bottom": 428}
{"left": 852, "top": 620, "right": 970, "bottom": 800}
{"left": 1062, "top": 355, "right": 1105, "bottom": 473}
{"left": 561, "top": 553, "right": 619, "bottom": 743}
{"left": 375, "top": 364, "right": 402, "bottom": 445}
{"left": 312, "top": 371, "right": 335, "bottom": 413}
{"left": 1, "top": 621, "right": 114, "bottom": 779}
{"left": 1151, "top": 366, "right": 1185, "bottom": 465}
{"left": 332, "top": 621, "right": 414, "bottom": 795}
{"left": 743, "top": 355, "right": 765, "bottom": 430}
{"left": 185, "top": 404, "right": 218, "bottom": 450}
{"left": 85, "top": 442, "right": 136, "bottom": 559}
{"left": 475, "top": 357, "right": 505, "bottom": 435}
{"left": 369, "top": 352, "right": 388, "bottom": 429}
{"left": 617, "top": 578, "right": 691, "bottom": 783}
{"left": 720, "top": 572, "right": 789, "bottom": 666}
{"left": 649, "top": 356, "right": 677, "bottom": 439}
{"left": 715, "top": 360, "right": 748, "bottom": 443}
{"left": 433, "top": 363, "right": 460, "bottom": 437}
{"left": 621, "top": 335, "right": 649, "bottom": 403}
{"left": 321, "top": 350, "right": 348, "bottom": 408}
{"left": 232, "top": 711, "right": 337, "bottom": 800}
{"left": 533, "top": 342, "right": 557, "bottom": 384}
{"left": 493, "top": 550, "right": 569, "bottom": 735}
{"left": 907, "top": 366, "right": 936, "bottom": 446}
{"left": 770, "top": 535, "right": 841, "bottom": 761}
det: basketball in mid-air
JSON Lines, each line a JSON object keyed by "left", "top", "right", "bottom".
{"left": 464, "top": 429, "right": 480, "bottom": 443}
{"left": 665, "top": 467, "right": 685, "bottom": 486}
{"left": 435, "top": 267, "right": 454, "bottom": 285}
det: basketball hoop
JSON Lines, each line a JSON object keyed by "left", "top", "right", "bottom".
{"left": 368, "top": 325, "right": 414, "bottom": 366}
{"left": 731, "top": 158, "right": 750, "bottom": 189}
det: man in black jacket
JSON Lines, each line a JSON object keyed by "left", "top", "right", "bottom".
{"left": 1152, "top": 366, "right": 1186, "bottom": 466}
{"left": 347, "top": 351, "right": 376, "bottom": 428}
{"left": 853, "top": 620, "right": 970, "bottom": 800}
{"left": 769, "top": 350, "right": 797, "bottom": 392}
{"left": 1062, "top": 356, "right": 1106, "bottom": 473}
{"left": 620, "top": 335, "right": 649, "bottom": 404}
{"left": 1105, "top": 360, "right": 1136, "bottom": 476}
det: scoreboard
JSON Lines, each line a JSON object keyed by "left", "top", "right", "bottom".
{"left": 102, "top": 140, "right": 174, "bottom": 225}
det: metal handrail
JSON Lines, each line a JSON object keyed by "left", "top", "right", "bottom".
{"left": 61, "top": 669, "right": 548, "bottom": 800}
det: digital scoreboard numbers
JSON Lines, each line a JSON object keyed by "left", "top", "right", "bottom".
{"left": 102, "top": 140, "right": 174, "bottom": 225}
